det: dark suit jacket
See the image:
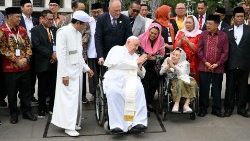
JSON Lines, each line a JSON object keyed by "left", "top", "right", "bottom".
{"left": 195, "top": 13, "right": 207, "bottom": 31}
{"left": 20, "top": 16, "right": 39, "bottom": 30}
{"left": 220, "top": 21, "right": 229, "bottom": 31}
{"left": 225, "top": 25, "right": 250, "bottom": 71}
{"left": 95, "top": 12, "right": 132, "bottom": 59}
{"left": 31, "top": 24, "right": 57, "bottom": 73}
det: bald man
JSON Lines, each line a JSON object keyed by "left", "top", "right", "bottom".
{"left": 95, "top": 0, "right": 132, "bottom": 65}
{"left": 175, "top": 3, "right": 186, "bottom": 30}
{"left": 103, "top": 36, "right": 148, "bottom": 134}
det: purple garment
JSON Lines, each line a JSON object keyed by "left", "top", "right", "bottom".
{"left": 0, "top": 12, "right": 4, "bottom": 26}
{"left": 197, "top": 30, "right": 229, "bottom": 73}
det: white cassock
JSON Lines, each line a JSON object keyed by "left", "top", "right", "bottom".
{"left": 51, "top": 24, "right": 90, "bottom": 130}
{"left": 103, "top": 45, "right": 147, "bottom": 132}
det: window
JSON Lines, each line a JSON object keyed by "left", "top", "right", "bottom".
{"left": 0, "top": 0, "right": 4, "bottom": 6}
{"left": 12, "top": 0, "right": 20, "bottom": 6}
{"left": 33, "top": 0, "right": 45, "bottom": 7}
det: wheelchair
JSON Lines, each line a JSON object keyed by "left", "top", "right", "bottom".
{"left": 157, "top": 73, "right": 199, "bottom": 121}
{"left": 95, "top": 67, "right": 110, "bottom": 132}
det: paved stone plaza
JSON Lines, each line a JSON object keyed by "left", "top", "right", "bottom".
{"left": 0, "top": 102, "right": 250, "bottom": 141}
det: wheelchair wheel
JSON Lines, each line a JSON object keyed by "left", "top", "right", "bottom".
{"left": 103, "top": 120, "right": 110, "bottom": 133}
{"left": 95, "top": 84, "right": 105, "bottom": 126}
{"left": 157, "top": 78, "right": 164, "bottom": 115}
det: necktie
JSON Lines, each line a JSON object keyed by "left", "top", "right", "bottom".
{"left": 46, "top": 28, "right": 52, "bottom": 43}
{"left": 199, "top": 15, "right": 203, "bottom": 30}
{"left": 112, "top": 19, "right": 117, "bottom": 27}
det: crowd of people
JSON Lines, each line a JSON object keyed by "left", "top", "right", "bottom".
{"left": 0, "top": 0, "right": 250, "bottom": 137}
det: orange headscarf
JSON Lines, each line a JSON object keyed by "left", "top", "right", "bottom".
{"left": 155, "top": 5, "right": 175, "bottom": 44}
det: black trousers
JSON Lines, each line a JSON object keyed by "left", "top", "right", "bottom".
{"left": 248, "top": 84, "right": 250, "bottom": 103}
{"left": 37, "top": 70, "right": 56, "bottom": 112}
{"left": 142, "top": 60, "right": 159, "bottom": 106}
{"left": 224, "top": 69, "right": 249, "bottom": 112}
{"left": 30, "top": 57, "right": 37, "bottom": 98}
{"left": 87, "top": 58, "right": 99, "bottom": 95}
{"left": 30, "top": 70, "right": 37, "bottom": 98}
{"left": 4, "top": 71, "right": 32, "bottom": 116}
{"left": 199, "top": 71, "right": 223, "bottom": 112}
{"left": 0, "top": 70, "right": 7, "bottom": 102}
{"left": 82, "top": 72, "right": 86, "bottom": 101}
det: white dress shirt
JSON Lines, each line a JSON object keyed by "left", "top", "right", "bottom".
{"left": 234, "top": 24, "right": 243, "bottom": 45}
{"left": 144, "top": 17, "right": 153, "bottom": 30}
{"left": 87, "top": 17, "right": 97, "bottom": 58}
{"left": 199, "top": 13, "right": 206, "bottom": 28}
{"left": 218, "top": 21, "right": 222, "bottom": 30}
{"left": 22, "top": 13, "right": 34, "bottom": 39}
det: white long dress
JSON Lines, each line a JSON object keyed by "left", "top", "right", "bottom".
{"left": 103, "top": 46, "right": 147, "bottom": 132}
{"left": 51, "top": 24, "right": 90, "bottom": 130}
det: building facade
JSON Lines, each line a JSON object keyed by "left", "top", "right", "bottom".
{"left": 0, "top": 0, "right": 72, "bottom": 12}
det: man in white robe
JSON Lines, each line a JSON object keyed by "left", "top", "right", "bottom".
{"left": 51, "top": 10, "right": 94, "bottom": 137}
{"left": 103, "top": 36, "right": 148, "bottom": 134}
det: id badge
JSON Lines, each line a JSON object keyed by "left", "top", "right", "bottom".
{"left": 15, "top": 49, "right": 20, "bottom": 57}
{"left": 168, "top": 36, "right": 172, "bottom": 43}
{"left": 53, "top": 45, "right": 56, "bottom": 52}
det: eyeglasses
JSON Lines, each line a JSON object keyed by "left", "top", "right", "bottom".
{"left": 132, "top": 9, "right": 140, "bottom": 13}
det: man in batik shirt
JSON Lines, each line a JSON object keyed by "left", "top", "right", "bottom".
{"left": 0, "top": 7, "right": 37, "bottom": 124}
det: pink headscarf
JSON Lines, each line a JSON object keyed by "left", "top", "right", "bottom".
{"left": 138, "top": 23, "right": 165, "bottom": 56}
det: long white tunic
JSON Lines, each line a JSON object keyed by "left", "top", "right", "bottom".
{"left": 103, "top": 46, "right": 147, "bottom": 132}
{"left": 51, "top": 24, "right": 90, "bottom": 130}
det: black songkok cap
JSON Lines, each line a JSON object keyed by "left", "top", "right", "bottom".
{"left": 5, "top": 7, "right": 22, "bottom": 15}
{"left": 207, "top": 14, "right": 220, "bottom": 24}
{"left": 233, "top": 6, "right": 245, "bottom": 15}
{"left": 91, "top": 2, "right": 103, "bottom": 10}
{"left": 20, "top": 0, "right": 31, "bottom": 6}
{"left": 49, "top": 0, "right": 60, "bottom": 5}
{"left": 215, "top": 7, "right": 226, "bottom": 14}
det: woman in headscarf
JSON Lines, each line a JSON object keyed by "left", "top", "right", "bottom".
{"left": 160, "top": 48, "right": 197, "bottom": 113}
{"left": 154, "top": 5, "right": 177, "bottom": 57}
{"left": 174, "top": 15, "right": 202, "bottom": 81}
{"left": 138, "top": 23, "right": 165, "bottom": 111}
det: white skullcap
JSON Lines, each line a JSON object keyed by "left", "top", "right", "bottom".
{"left": 127, "top": 36, "right": 139, "bottom": 40}
{"left": 72, "top": 10, "right": 90, "bottom": 23}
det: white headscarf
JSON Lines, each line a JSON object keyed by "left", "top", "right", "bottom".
{"left": 172, "top": 48, "right": 191, "bottom": 83}
{"left": 177, "top": 15, "right": 202, "bottom": 38}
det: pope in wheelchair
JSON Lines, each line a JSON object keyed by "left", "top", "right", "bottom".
{"left": 102, "top": 36, "right": 148, "bottom": 134}
{"left": 160, "top": 48, "right": 197, "bottom": 113}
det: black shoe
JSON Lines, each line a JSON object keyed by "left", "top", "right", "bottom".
{"left": 211, "top": 110, "right": 224, "bottom": 118}
{"left": 237, "top": 110, "right": 250, "bottom": 118}
{"left": 224, "top": 109, "right": 233, "bottom": 117}
{"left": 130, "top": 124, "right": 147, "bottom": 133}
{"left": 0, "top": 100, "right": 7, "bottom": 107}
{"left": 38, "top": 110, "right": 46, "bottom": 118}
{"left": 110, "top": 127, "right": 124, "bottom": 134}
{"left": 10, "top": 116, "right": 18, "bottom": 124}
{"left": 0, "top": 120, "right": 1, "bottom": 125}
{"left": 23, "top": 112, "right": 37, "bottom": 121}
{"left": 198, "top": 110, "right": 207, "bottom": 117}
{"left": 31, "top": 97, "right": 38, "bottom": 103}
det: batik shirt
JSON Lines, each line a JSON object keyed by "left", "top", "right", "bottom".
{"left": 0, "top": 24, "right": 32, "bottom": 72}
